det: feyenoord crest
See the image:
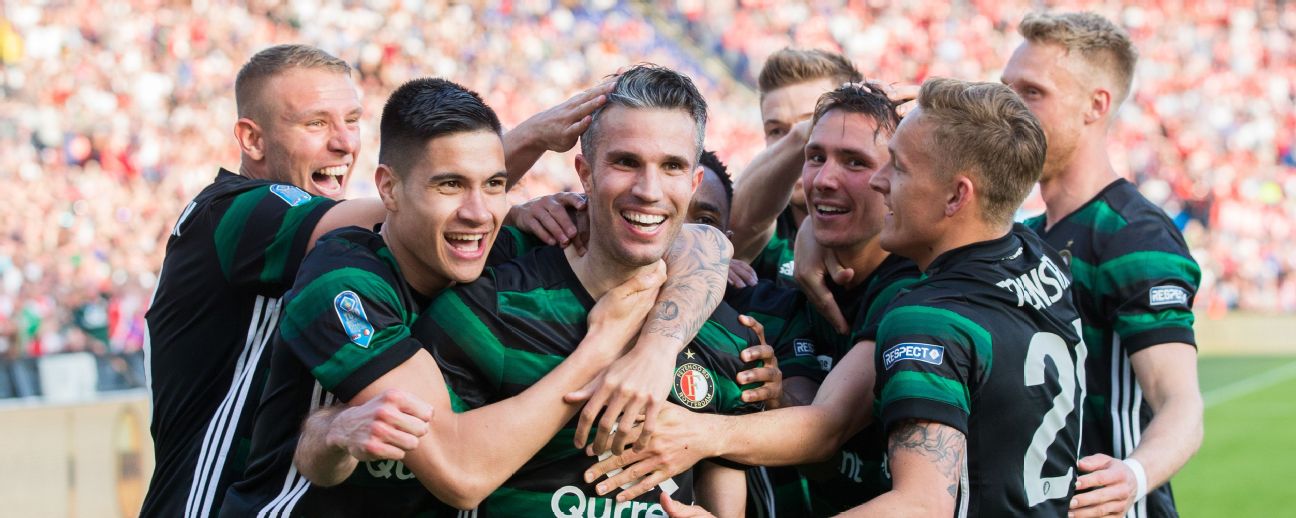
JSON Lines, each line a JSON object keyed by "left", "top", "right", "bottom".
{"left": 673, "top": 360, "right": 714, "bottom": 409}
{"left": 334, "top": 290, "right": 374, "bottom": 348}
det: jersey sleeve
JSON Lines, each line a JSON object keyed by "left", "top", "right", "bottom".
{"left": 277, "top": 250, "right": 421, "bottom": 403}
{"left": 1096, "top": 217, "right": 1201, "bottom": 354}
{"left": 851, "top": 265, "right": 922, "bottom": 345}
{"left": 211, "top": 183, "right": 338, "bottom": 292}
{"left": 488, "top": 226, "right": 545, "bottom": 266}
{"left": 873, "top": 303, "right": 992, "bottom": 436}
{"left": 414, "top": 273, "right": 506, "bottom": 410}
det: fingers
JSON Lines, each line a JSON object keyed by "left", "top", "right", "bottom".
{"left": 610, "top": 402, "right": 646, "bottom": 455}
{"left": 585, "top": 448, "right": 637, "bottom": 483}
{"left": 619, "top": 469, "right": 674, "bottom": 503}
{"left": 384, "top": 389, "right": 434, "bottom": 423}
{"left": 739, "top": 343, "right": 774, "bottom": 364}
{"left": 574, "top": 380, "right": 610, "bottom": 448}
{"left": 634, "top": 402, "right": 658, "bottom": 453}
{"left": 1076, "top": 453, "right": 1114, "bottom": 473}
{"left": 1075, "top": 464, "right": 1126, "bottom": 491}
{"left": 737, "top": 366, "right": 779, "bottom": 385}
{"left": 593, "top": 392, "right": 631, "bottom": 454}
{"left": 563, "top": 377, "right": 599, "bottom": 404}
{"left": 728, "top": 260, "right": 757, "bottom": 287}
{"left": 741, "top": 384, "right": 781, "bottom": 404}
{"left": 727, "top": 267, "right": 750, "bottom": 288}
{"left": 738, "top": 316, "right": 767, "bottom": 346}
{"left": 1069, "top": 485, "right": 1131, "bottom": 517}
{"left": 803, "top": 276, "right": 848, "bottom": 335}
{"left": 531, "top": 207, "right": 568, "bottom": 246}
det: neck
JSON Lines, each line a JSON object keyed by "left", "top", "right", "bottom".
{"left": 1039, "top": 131, "right": 1119, "bottom": 230}
{"left": 791, "top": 204, "right": 807, "bottom": 228}
{"left": 238, "top": 160, "right": 271, "bottom": 182}
{"left": 380, "top": 219, "right": 450, "bottom": 297}
{"left": 566, "top": 245, "right": 655, "bottom": 300}
{"left": 831, "top": 235, "right": 889, "bottom": 289}
{"left": 915, "top": 217, "right": 1010, "bottom": 272}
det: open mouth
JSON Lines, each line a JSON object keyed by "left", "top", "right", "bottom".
{"left": 621, "top": 210, "right": 666, "bottom": 233}
{"left": 311, "top": 165, "right": 348, "bottom": 198}
{"left": 446, "top": 232, "right": 487, "bottom": 254}
{"left": 814, "top": 203, "right": 851, "bottom": 216}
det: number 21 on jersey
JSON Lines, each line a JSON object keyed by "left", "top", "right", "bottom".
{"left": 1024, "top": 318, "right": 1087, "bottom": 506}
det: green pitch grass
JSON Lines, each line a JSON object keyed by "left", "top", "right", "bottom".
{"left": 1174, "top": 355, "right": 1296, "bottom": 516}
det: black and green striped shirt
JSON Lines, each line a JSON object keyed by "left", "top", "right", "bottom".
{"left": 873, "top": 225, "right": 1085, "bottom": 516}
{"left": 144, "top": 169, "right": 337, "bottom": 517}
{"left": 1024, "top": 178, "right": 1200, "bottom": 518}
{"left": 417, "top": 245, "right": 762, "bottom": 516}
{"left": 748, "top": 207, "right": 799, "bottom": 287}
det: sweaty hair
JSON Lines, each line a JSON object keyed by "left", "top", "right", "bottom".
{"left": 580, "top": 64, "right": 708, "bottom": 164}
{"left": 698, "top": 150, "right": 733, "bottom": 206}
{"left": 916, "top": 78, "right": 1046, "bottom": 225}
{"left": 810, "top": 82, "right": 900, "bottom": 138}
{"left": 1018, "top": 12, "right": 1138, "bottom": 105}
{"left": 235, "top": 44, "right": 351, "bottom": 120}
{"left": 378, "top": 78, "right": 503, "bottom": 178}
{"left": 758, "top": 48, "right": 862, "bottom": 98}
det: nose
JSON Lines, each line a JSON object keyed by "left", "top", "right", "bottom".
{"left": 811, "top": 159, "right": 842, "bottom": 193}
{"left": 329, "top": 121, "right": 359, "bottom": 156}
{"left": 629, "top": 167, "right": 664, "bottom": 203}
{"left": 870, "top": 166, "right": 891, "bottom": 195}
{"left": 457, "top": 188, "right": 493, "bottom": 226}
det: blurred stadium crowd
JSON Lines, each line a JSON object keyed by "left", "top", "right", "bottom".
{"left": 0, "top": 0, "right": 1291, "bottom": 396}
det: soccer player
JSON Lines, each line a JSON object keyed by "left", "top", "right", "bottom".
{"left": 143, "top": 44, "right": 624, "bottom": 517}
{"left": 1003, "top": 12, "right": 1203, "bottom": 518}
{"left": 415, "top": 64, "right": 761, "bottom": 516}
{"left": 586, "top": 83, "right": 920, "bottom": 517}
{"left": 728, "top": 49, "right": 862, "bottom": 288}
{"left": 220, "top": 77, "right": 676, "bottom": 516}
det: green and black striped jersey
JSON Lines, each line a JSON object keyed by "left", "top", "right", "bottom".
{"left": 1024, "top": 178, "right": 1200, "bottom": 518}
{"left": 873, "top": 225, "right": 1085, "bottom": 517}
{"left": 416, "top": 245, "right": 762, "bottom": 516}
{"left": 223, "top": 226, "right": 529, "bottom": 518}
{"left": 222, "top": 226, "right": 434, "bottom": 517}
{"left": 748, "top": 207, "right": 799, "bottom": 287}
{"left": 725, "top": 254, "right": 920, "bottom": 517}
{"left": 144, "top": 169, "right": 337, "bottom": 518}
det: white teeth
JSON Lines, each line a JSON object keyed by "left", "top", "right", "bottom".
{"left": 446, "top": 233, "right": 484, "bottom": 252}
{"left": 816, "top": 204, "right": 849, "bottom": 214}
{"left": 621, "top": 211, "right": 666, "bottom": 225}
{"left": 315, "top": 165, "right": 347, "bottom": 176}
{"left": 446, "top": 233, "right": 485, "bottom": 241}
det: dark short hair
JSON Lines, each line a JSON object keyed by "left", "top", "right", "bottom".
{"left": 698, "top": 150, "right": 733, "bottom": 206}
{"left": 758, "top": 48, "right": 862, "bottom": 98}
{"left": 378, "top": 78, "right": 503, "bottom": 178}
{"left": 810, "top": 82, "right": 900, "bottom": 138}
{"left": 917, "top": 78, "right": 1046, "bottom": 225}
{"left": 235, "top": 44, "right": 351, "bottom": 120}
{"left": 580, "top": 64, "right": 708, "bottom": 164}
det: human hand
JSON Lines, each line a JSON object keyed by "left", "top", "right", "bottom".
{"left": 583, "top": 404, "right": 710, "bottom": 502}
{"left": 1069, "top": 454, "right": 1140, "bottom": 517}
{"left": 515, "top": 79, "right": 617, "bottom": 154}
{"left": 726, "top": 259, "right": 757, "bottom": 288}
{"left": 792, "top": 223, "right": 852, "bottom": 334}
{"left": 735, "top": 315, "right": 782, "bottom": 408}
{"left": 661, "top": 492, "right": 717, "bottom": 518}
{"left": 507, "top": 192, "right": 589, "bottom": 254}
{"left": 325, "top": 389, "right": 434, "bottom": 461}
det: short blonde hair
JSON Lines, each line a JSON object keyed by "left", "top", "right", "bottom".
{"left": 1019, "top": 12, "right": 1138, "bottom": 105}
{"left": 757, "top": 48, "right": 861, "bottom": 98}
{"left": 917, "top": 78, "right": 1046, "bottom": 225}
{"left": 235, "top": 44, "right": 352, "bottom": 120}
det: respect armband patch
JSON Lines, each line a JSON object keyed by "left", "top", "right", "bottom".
{"left": 882, "top": 342, "right": 945, "bottom": 370}
{"left": 1149, "top": 285, "right": 1189, "bottom": 307}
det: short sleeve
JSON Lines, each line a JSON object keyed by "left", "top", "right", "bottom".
{"left": 278, "top": 258, "right": 420, "bottom": 402}
{"left": 874, "top": 304, "right": 991, "bottom": 436}
{"left": 212, "top": 184, "right": 337, "bottom": 291}
{"left": 1097, "top": 218, "right": 1200, "bottom": 354}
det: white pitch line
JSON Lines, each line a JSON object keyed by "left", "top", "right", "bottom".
{"left": 1203, "top": 359, "right": 1296, "bottom": 409}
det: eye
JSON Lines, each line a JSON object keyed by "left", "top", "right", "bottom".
{"left": 485, "top": 178, "right": 507, "bottom": 192}
{"left": 440, "top": 180, "right": 462, "bottom": 189}
{"left": 806, "top": 152, "right": 825, "bottom": 164}
{"left": 849, "top": 158, "right": 868, "bottom": 169}
{"left": 697, "top": 215, "right": 716, "bottom": 226}
{"left": 613, "top": 157, "right": 639, "bottom": 168}
{"left": 307, "top": 119, "right": 326, "bottom": 128}
{"left": 766, "top": 127, "right": 786, "bottom": 139}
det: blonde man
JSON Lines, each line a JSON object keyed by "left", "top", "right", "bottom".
{"left": 1004, "top": 12, "right": 1202, "bottom": 518}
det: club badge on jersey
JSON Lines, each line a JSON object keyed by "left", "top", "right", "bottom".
{"left": 673, "top": 360, "right": 714, "bottom": 409}
{"left": 270, "top": 184, "right": 312, "bottom": 206}
{"left": 334, "top": 290, "right": 374, "bottom": 348}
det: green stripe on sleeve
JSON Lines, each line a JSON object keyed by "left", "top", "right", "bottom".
{"left": 261, "top": 197, "right": 331, "bottom": 285}
{"left": 498, "top": 289, "right": 587, "bottom": 326}
{"left": 879, "top": 370, "right": 970, "bottom": 414}
{"left": 878, "top": 305, "right": 993, "bottom": 371}
{"left": 1113, "top": 308, "right": 1195, "bottom": 339}
{"left": 426, "top": 291, "right": 565, "bottom": 388}
{"left": 213, "top": 189, "right": 268, "bottom": 280}
{"left": 279, "top": 268, "right": 405, "bottom": 342}
{"left": 311, "top": 326, "right": 412, "bottom": 390}
{"left": 1097, "top": 251, "right": 1201, "bottom": 298}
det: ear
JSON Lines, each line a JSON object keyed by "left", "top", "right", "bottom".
{"left": 234, "top": 118, "right": 264, "bottom": 161}
{"left": 375, "top": 164, "right": 400, "bottom": 212}
{"left": 1084, "top": 87, "right": 1112, "bottom": 125}
{"left": 575, "top": 154, "right": 594, "bottom": 192}
{"left": 945, "top": 175, "right": 975, "bottom": 218}
{"left": 690, "top": 164, "right": 704, "bottom": 193}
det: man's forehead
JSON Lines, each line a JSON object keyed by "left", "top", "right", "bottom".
{"left": 595, "top": 106, "right": 698, "bottom": 159}
{"left": 809, "top": 110, "right": 889, "bottom": 149}
{"left": 272, "top": 69, "right": 361, "bottom": 115}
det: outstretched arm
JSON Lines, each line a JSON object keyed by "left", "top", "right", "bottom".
{"left": 294, "top": 267, "right": 665, "bottom": 509}
{"left": 583, "top": 341, "right": 878, "bottom": 502}
{"left": 728, "top": 120, "right": 809, "bottom": 262}
{"left": 572, "top": 224, "right": 733, "bottom": 455}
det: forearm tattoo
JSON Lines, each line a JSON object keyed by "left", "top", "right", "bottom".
{"left": 889, "top": 420, "right": 966, "bottom": 498}
{"left": 645, "top": 226, "right": 731, "bottom": 342}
